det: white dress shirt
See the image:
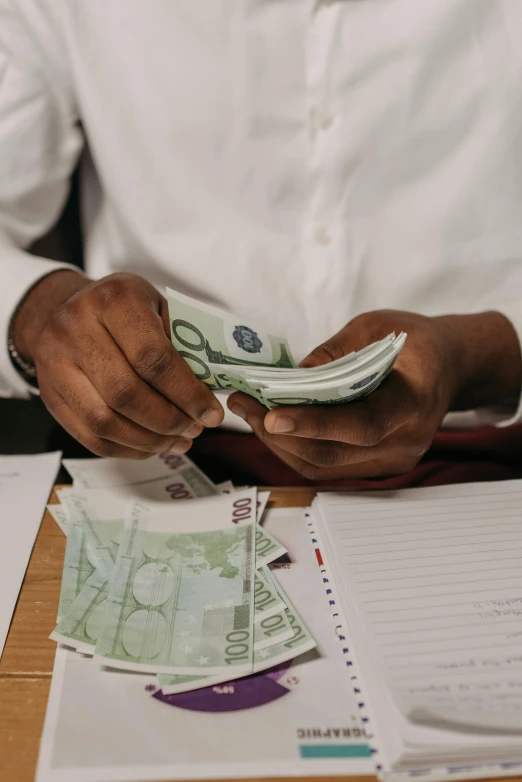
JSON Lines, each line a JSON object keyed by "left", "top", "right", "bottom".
{"left": 1, "top": 0, "right": 521, "bottom": 428}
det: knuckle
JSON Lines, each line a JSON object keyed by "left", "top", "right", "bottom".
{"left": 134, "top": 344, "right": 173, "bottom": 381}
{"left": 85, "top": 407, "right": 115, "bottom": 438}
{"left": 50, "top": 299, "right": 84, "bottom": 335}
{"left": 107, "top": 376, "right": 140, "bottom": 409}
{"left": 95, "top": 276, "right": 129, "bottom": 308}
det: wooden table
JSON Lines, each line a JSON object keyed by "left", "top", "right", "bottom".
{"left": 0, "top": 486, "right": 517, "bottom": 782}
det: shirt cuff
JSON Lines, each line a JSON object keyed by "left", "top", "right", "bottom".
{"left": 0, "top": 248, "right": 83, "bottom": 398}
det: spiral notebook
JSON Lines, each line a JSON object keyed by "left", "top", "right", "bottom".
{"left": 309, "top": 479, "right": 522, "bottom": 782}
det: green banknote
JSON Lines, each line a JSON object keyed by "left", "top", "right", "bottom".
{"left": 95, "top": 489, "right": 257, "bottom": 675}
{"left": 234, "top": 489, "right": 286, "bottom": 568}
{"left": 156, "top": 671, "right": 234, "bottom": 695}
{"left": 166, "top": 287, "right": 295, "bottom": 389}
{"left": 62, "top": 453, "right": 217, "bottom": 492}
{"left": 253, "top": 606, "right": 293, "bottom": 650}
{"left": 59, "top": 472, "right": 219, "bottom": 581}
{"left": 208, "top": 331, "right": 406, "bottom": 408}
{"left": 255, "top": 526, "right": 286, "bottom": 568}
{"left": 253, "top": 566, "right": 286, "bottom": 623}
{"left": 56, "top": 501, "right": 99, "bottom": 622}
{"left": 158, "top": 570, "right": 316, "bottom": 695}
{"left": 254, "top": 491, "right": 286, "bottom": 568}
{"left": 50, "top": 570, "right": 109, "bottom": 654}
{"left": 157, "top": 604, "right": 292, "bottom": 695}
{"left": 61, "top": 493, "right": 120, "bottom": 580}
{"left": 253, "top": 577, "right": 316, "bottom": 672}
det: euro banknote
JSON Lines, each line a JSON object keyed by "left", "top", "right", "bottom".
{"left": 166, "top": 287, "right": 295, "bottom": 390}
{"left": 94, "top": 489, "right": 257, "bottom": 675}
{"left": 166, "top": 287, "right": 406, "bottom": 407}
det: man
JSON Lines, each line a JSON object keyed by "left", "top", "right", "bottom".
{"left": 2, "top": 0, "right": 521, "bottom": 484}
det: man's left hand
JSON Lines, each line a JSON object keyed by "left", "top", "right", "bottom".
{"left": 227, "top": 309, "right": 521, "bottom": 481}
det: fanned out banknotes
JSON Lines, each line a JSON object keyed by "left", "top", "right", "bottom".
{"left": 167, "top": 287, "right": 406, "bottom": 408}
{"left": 48, "top": 454, "right": 316, "bottom": 694}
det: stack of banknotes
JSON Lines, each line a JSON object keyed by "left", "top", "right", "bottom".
{"left": 47, "top": 454, "right": 316, "bottom": 695}
{"left": 167, "top": 287, "right": 406, "bottom": 408}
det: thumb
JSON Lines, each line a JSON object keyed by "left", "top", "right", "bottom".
{"left": 298, "top": 322, "right": 370, "bottom": 368}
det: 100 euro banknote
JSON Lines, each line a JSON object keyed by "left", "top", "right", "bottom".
{"left": 63, "top": 452, "right": 217, "bottom": 495}
{"left": 94, "top": 488, "right": 257, "bottom": 675}
{"left": 158, "top": 569, "right": 316, "bottom": 695}
{"left": 166, "top": 287, "right": 295, "bottom": 389}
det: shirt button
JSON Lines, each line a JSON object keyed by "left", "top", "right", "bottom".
{"left": 315, "top": 227, "right": 331, "bottom": 246}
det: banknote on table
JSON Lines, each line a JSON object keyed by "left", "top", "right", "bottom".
{"left": 156, "top": 602, "right": 293, "bottom": 695}
{"left": 167, "top": 287, "right": 406, "bottom": 407}
{"left": 62, "top": 452, "right": 215, "bottom": 494}
{"left": 56, "top": 502, "right": 99, "bottom": 623}
{"left": 49, "top": 486, "right": 287, "bottom": 658}
{"left": 253, "top": 565, "right": 286, "bottom": 622}
{"left": 157, "top": 605, "right": 293, "bottom": 694}
{"left": 51, "top": 569, "right": 109, "bottom": 654}
{"left": 57, "top": 471, "right": 219, "bottom": 569}
{"left": 36, "top": 507, "right": 371, "bottom": 782}
{"left": 50, "top": 467, "right": 221, "bottom": 650}
{"left": 157, "top": 566, "right": 316, "bottom": 695}
{"left": 94, "top": 488, "right": 257, "bottom": 675}
{"left": 157, "top": 564, "right": 288, "bottom": 693}
{"left": 49, "top": 453, "right": 314, "bottom": 702}
{"left": 158, "top": 565, "right": 312, "bottom": 693}
{"left": 255, "top": 490, "right": 287, "bottom": 568}
{"left": 253, "top": 575, "right": 316, "bottom": 672}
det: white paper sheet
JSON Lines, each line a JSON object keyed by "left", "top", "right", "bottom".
{"left": 0, "top": 451, "right": 61, "bottom": 658}
{"left": 36, "top": 508, "right": 374, "bottom": 782}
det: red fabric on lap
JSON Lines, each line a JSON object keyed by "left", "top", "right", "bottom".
{"left": 190, "top": 425, "right": 522, "bottom": 489}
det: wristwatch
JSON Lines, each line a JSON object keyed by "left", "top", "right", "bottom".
{"left": 8, "top": 337, "right": 39, "bottom": 387}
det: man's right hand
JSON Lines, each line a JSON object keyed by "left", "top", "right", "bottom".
{"left": 12, "top": 271, "right": 224, "bottom": 459}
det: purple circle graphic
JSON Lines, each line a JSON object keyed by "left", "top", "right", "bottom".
{"left": 153, "top": 661, "right": 293, "bottom": 713}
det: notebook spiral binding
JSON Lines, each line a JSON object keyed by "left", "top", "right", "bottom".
{"left": 305, "top": 510, "right": 384, "bottom": 777}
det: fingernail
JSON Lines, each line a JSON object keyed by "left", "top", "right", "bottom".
{"left": 168, "top": 439, "right": 192, "bottom": 455}
{"left": 266, "top": 414, "right": 295, "bottom": 434}
{"left": 183, "top": 423, "right": 203, "bottom": 438}
{"left": 229, "top": 404, "right": 247, "bottom": 421}
{"left": 199, "top": 407, "right": 223, "bottom": 428}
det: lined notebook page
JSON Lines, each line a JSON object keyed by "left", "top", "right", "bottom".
{"left": 315, "top": 480, "right": 522, "bottom": 732}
